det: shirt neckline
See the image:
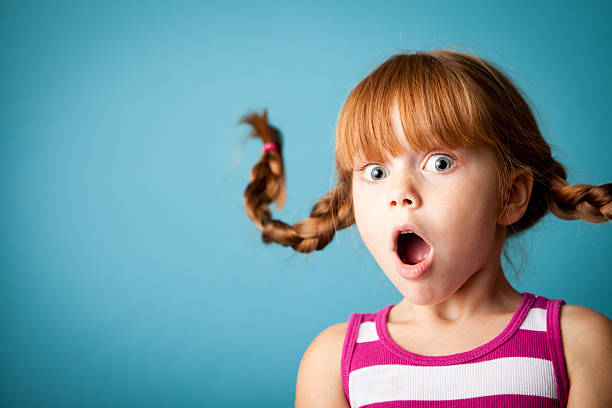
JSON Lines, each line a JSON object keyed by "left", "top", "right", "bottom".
{"left": 375, "top": 291, "right": 535, "bottom": 365}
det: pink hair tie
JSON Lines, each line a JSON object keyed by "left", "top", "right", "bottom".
{"left": 262, "top": 142, "right": 278, "bottom": 153}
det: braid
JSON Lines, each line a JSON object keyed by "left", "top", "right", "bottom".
{"left": 241, "top": 110, "right": 286, "bottom": 229}
{"left": 240, "top": 111, "right": 355, "bottom": 253}
{"left": 547, "top": 175, "right": 612, "bottom": 223}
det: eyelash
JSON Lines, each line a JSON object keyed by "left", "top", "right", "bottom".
{"left": 357, "top": 152, "right": 456, "bottom": 181}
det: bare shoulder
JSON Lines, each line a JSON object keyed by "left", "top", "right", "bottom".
{"left": 561, "top": 304, "right": 612, "bottom": 362}
{"left": 295, "top": 322, "right": 349, "bottom": 408}
{"left": 560, "top": 304, "right": 612, "bottom": 407}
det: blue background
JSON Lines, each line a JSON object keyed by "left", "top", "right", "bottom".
{"left": 2, "top": 0, "right": 611, "bottom": 406}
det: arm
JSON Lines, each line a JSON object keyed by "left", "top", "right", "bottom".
{"left": 562, "top": 304, "right": 612, "bottom": 407}
{"left": 295, "top": 323, "right": 350, "bottom": 408}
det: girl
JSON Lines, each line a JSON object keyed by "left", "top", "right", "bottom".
{"left": 240, "top": 49, "right": 612, "bottom": 407}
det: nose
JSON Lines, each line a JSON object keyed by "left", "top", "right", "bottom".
{"left": 388, "top": 176, "right": 420, "bottom": 209}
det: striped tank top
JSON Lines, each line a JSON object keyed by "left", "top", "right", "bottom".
{"left": 341, "top": 292, "right": 569, "bottom": 407}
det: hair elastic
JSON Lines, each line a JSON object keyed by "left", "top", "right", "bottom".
{"left": 262, "top": 142, "right": 278, "bottom": 153}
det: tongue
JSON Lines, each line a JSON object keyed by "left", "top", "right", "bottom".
{"left": 398, "top": 233, "right": 430, "bottom": 265}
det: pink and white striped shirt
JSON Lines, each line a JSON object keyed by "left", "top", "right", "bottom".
{"left": 341, "top": 292, "right": 569, "bottom": 407}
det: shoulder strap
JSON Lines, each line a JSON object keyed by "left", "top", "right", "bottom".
{"left": 341, "top": 312, "right": 362, "bottom": 404}
{"left": 546, "top": 298, "right": 569, "bottom": 407}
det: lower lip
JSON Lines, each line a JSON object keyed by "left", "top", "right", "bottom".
{"left": 394, "top": 248, "right": 434, "bottom": 280}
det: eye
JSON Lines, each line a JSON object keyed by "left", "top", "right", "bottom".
{"left": 362, "top": 164, "right": 389, "bottom": 181}
{"left": 424, "top": 154, "right": 455, "bottom": 172}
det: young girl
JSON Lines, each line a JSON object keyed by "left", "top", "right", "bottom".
{"left": 240, "top": 49, "right": 612, "bottom": 407}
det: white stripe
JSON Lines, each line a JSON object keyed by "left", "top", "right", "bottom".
{"left": 349, "top": 357, "right": 557, "bottom": 407}
{"left": 519, "top": 308, "right": 547, "bottom": 332}
{"left": 356, "top": 321, "right": 379, "bottom": 343}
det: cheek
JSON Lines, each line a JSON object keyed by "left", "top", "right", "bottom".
{"left": 352, "top": 188, "right": 383, "bottom": 249}
{"left": 434, "top": 181, "right": 499, "bottom": 237}
{"left": 453, "top": 194, "right": 499, "bottom": 250}
{"left": 351, "top": 182, "right": 366, "bottom": 223}
{"left": 352, "top": 190, "right": 369, "bottom": 237}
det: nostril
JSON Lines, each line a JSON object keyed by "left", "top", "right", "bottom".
{"left": 391, "top": 199, "right": 413, "bottom": 207}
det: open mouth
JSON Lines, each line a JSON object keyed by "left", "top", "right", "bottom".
{"left": 397, "top": 231, "right": 431, "bottom": 265}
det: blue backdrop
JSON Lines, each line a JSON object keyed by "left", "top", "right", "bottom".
{"left": 2, "top": 1, "right": 611, "bottom": 406}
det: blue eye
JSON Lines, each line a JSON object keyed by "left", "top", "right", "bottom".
{"left": 424, "top": 154, "right": 454, "bottom": 172}
{"left": 363, "top": 164, "right": 389, "bottom": 181}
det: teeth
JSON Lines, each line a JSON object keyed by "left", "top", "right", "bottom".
{"left": 400, "top": 231, "right": 414, "bottom": 235}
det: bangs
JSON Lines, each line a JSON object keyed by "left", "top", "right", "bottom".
{"left": 335, "top": 51, "right": 498, "bottom": 174}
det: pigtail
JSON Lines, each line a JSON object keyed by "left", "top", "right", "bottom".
{"left": 240, "top": 110, "right": 286, "bottom": 225}
{"left": 240, "top": 110, "right": 355, "bottom": 253}
{"left": 546, "top": 174, "right": 612, "bottom": 223}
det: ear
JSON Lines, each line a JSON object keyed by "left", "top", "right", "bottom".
{"left": 498, "top": 170, "right": 534, "bottom": 226}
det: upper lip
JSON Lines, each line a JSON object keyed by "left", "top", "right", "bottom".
{"left": 391, "top": 222, "right": 433, "bottom": 254}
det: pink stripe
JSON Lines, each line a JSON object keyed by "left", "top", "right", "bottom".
{"left": 342, "top": 313, "right": 361, "bottom": 403}
{"left": 533, "top": 296, "right": 549, "bottom": 309}
{"left": 349, "top": 329, "right": 551, "bottom": 371}
{"left": 360, "top": 394, "right": 560, "bottom": 407}
{"left": 547, "top": 299, "right": 569, "bottom": 407}
{"left": 361, "top": 313, "right": 378, "bottom": 322}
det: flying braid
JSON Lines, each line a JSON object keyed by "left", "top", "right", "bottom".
{"left": 240, "top": 111, "right": 355, "bottom": 253}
